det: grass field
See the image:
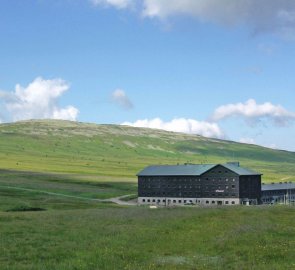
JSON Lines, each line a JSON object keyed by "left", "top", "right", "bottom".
{"left": 0, "top": 170, "right": 137, "bottom": 211}
{"left": 1, "top": 120, "right": 295, "bottom": 269}
{"left": 1, "top": 203, "right": 295, "bottom": 269}
{"left": 0, "top": 171, "right": 295, "bottom": 269}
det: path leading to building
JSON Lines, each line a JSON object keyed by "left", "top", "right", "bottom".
{"left": 103, "top": 194, "right": 138, "bottom": 206}
{"left": 0, "top": 185, "right": 137, "bottom": 206}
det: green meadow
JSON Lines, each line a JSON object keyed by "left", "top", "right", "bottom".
{"left": 1, "top": 120, "right": 295, "bottom": 269}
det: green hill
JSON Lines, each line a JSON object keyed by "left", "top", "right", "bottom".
{"left": 0, "top": 119, "right": 294, "bottom": 182}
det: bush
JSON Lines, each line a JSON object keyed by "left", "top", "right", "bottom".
{"left": 6, "top": 203, "right": 46, "bottom": 212}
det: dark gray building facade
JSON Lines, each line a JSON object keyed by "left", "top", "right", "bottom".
{"left": 137, "top": 162, "right": 262, "bottom": 206}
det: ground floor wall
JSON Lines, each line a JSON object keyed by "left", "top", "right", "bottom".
{"left": 138, "top": 197, "right": 258, "bottom": 206}
{"left": 262, "top": 194, "right": 295, "bottom": 204}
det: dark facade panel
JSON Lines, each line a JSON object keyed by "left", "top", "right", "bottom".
{"left": 239, "top": 175, "right": 262, "bottom": 199}
{"left": 200, "top": 165, "right": 240, "bottom": 198}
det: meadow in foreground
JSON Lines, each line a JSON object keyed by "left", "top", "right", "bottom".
{"left": 0, "top": 171, "right": 295, "bottom": 270}
{"left": 1, "top": 204, "right": 295, "bottom": 270}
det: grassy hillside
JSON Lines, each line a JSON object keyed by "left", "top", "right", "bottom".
{"left": 0, "top": 119, "right": 295, "bottom": 182}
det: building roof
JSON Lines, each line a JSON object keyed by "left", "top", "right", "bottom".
{"left": 137, "top": 164, "right": 216, "bottom": 176}
{"left": 262, "top": 182, "right": 295, "bottom": 191}
{"left": 221, "top": 163, "right": 261, "bottom": 176}
{"left": 137, "top": 163, "right": 261, "bottom": 177}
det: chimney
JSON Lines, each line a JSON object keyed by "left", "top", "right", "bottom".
{"left": 227, "top": 162, "right": 240, "bottom": 167}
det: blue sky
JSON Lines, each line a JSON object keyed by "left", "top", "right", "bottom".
{"left": 1, "top": 0, "right": 295, "bottom": 151}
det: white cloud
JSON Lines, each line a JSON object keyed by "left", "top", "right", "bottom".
{"left": 238, "top": 138, "right": 279, "bottom": 150}
{"left": 211, "top": 99, "right": 295, "bottom": 126}
{"left": 0, "top": 77, "right": 79, "bottom": 122}
{"left": 267, "top": 143, "right": 278, "bottom": 150}
{"left": 112, "top": 89, "right": 133, "bottom": 110}
{"left": 239, "top": 137, "right": 256, "bottom": 144}
{"left": 122, "top": 117, "right": 224, "bottom": 138}
{"left": 90, "top": 0, "right": 295, "bottom": 38}
{"left": 143, "top": 0, "right": 295, "bottom": 36}
{"left": 91, "top": 0, "right": 133, "bottom": 9}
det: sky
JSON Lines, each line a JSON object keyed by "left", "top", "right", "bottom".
{"left": 1, "top": 0, "right": 295, "bottom": 151}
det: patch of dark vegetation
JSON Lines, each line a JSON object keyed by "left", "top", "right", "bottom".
{"left": 6, "top": 204, "right": 46, "bottom": 212}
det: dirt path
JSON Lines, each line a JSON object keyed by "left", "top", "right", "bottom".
{"left": 0, "top": 185, "right": 137, "bottom": 206}
{"left": 104, "top": 194, "right": 138, "bottom": 206}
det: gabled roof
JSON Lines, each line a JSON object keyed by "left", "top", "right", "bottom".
{"left": 221, "top": 163, "right": 261, "bottom": 176}
{"left": 137, "top": 164, "right": 216, "bottom": 176}
{"left": 137, "top": 163, "right": 261, "bottom": 177}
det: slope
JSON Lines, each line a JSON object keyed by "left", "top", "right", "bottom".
{"left": 0, "top": 119, "right": 294, "bottom": 182}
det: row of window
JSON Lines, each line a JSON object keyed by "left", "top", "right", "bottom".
{"left": 206, "top": 201, "right": 236, "bottom": 205}
{"left": 141, "top": 199, "right": 236, "bottom": 205}
{"left": 141, "top": 178, "right": 236, "bottom": 182}
{"left": 141, "top": 185, "right": 236, "bottom": 189}
{"left": 141, "top": 192, "right": 237, "bottom": 197}
{"left": 142, "top": 199, "right": 194, "bottom": 204}
{"left": 141, "top": 192, "right": 197, "bottom": 197}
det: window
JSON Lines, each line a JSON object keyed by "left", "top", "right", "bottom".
{"left": 212, "top": 201, "right": 215, "bottom": 204}
{"left": 206, "top": 201, "right": 209, "bottom": 204}
{"left": 184, "top": 200, "right": 187, "bottom": 203}
{"left": 157, "top": 199, "right": 161, "bottom": 203}
{"left": 225, "top": 201, "right": 229, "bottom": 205}
{"left": 143, "top": 199, "right": 146, "bottom": 202}
{"left": 173, "top": 200, "right": 176, "bottom": 203}
{"left": 232, "top": 185, "right": 235, "bottom": 189}
{"left": 231, "top": 201, "right": 235, "bottom": 205}
{"left": 178, "top": 200, "right": 182, "bottom": 203}
{"left": 152, "top": 199, "right": 155, "bottom": 203}
{"left": 147, "top": 199, "right": 151, "bottom": 203}
{"left": 163, "top": 199, "right": 166, "bottom": 203}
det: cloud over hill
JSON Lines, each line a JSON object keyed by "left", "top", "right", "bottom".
{"left": 0, "top": 77, "right": 79, "bottom": 122}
